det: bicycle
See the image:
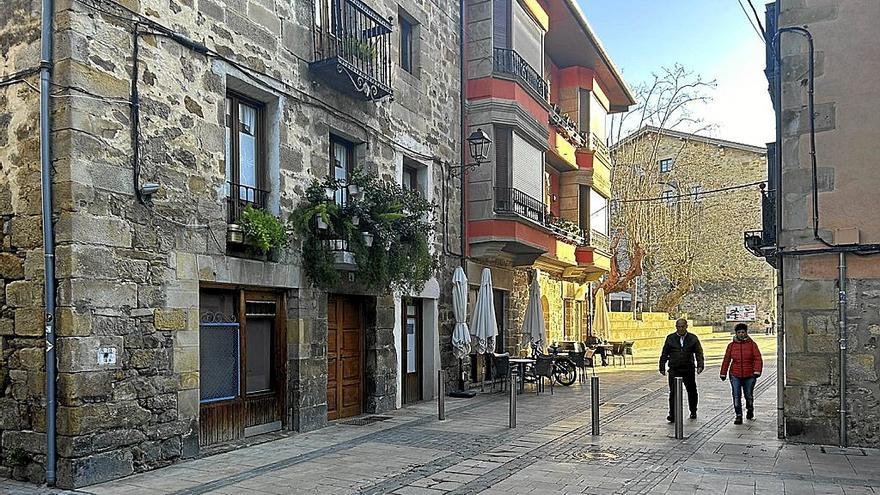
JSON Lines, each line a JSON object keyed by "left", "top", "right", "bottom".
{"left": 530, "top": 342, "right": 577, "bottom": 386}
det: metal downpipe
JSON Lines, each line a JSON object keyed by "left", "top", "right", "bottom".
{"left": 773, "top": 21, "right": 785, "bottom": 441}
{"left": 39, "top": 0, "right": 57, "bottom": 484}
{"left": 838, "top": 252, "right": 847, "bottom": 447}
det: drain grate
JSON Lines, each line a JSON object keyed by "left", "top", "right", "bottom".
{"left": 821, "top": 446, "right": 866, "bottom": 456}
{"left": 552, "top": 447, "right": 625, "bottom": 463}
{"left": 339, "top": 415, "right": 393, "bottom": 426}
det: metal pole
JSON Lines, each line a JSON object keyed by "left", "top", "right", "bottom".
{"left": 591, "top": 375, "right": 600, "bottom": 436}
{"left": 509, "top": 369, "right": 517, "bottom": 428}
{"left": 838, "top": 252, "right": 847, "bottom": 447}
{"left": 438, "top": 370, "right": 446, "bottom": 421}
{"left": 674, "top": 376, "right": 684, "bottom": 440}
{"left": 39, "top": 0, "right": 57, "bottom": 484}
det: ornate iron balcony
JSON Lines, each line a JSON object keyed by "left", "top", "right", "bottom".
{"left": 494, "top": 187, "right": 546, "bottom": 224}
{"left": 493, "top": 48, "right": 548, "bottom": 101}
{"left": 549, "top": 104, "right": 586, "bottom": 148}
{"left": 227, "top": 182, "right": 269, "bottom": 224}
{"left": 311, "top": 0, "right": 393, "bottom": 101}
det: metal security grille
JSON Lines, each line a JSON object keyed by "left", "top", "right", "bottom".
{"left": 338, "top": 415, "right": 392, "bottom": 426}
{"left": 199, "top": 322, "right": 240, "bottom": 403}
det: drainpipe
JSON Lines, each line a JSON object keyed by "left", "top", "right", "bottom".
{"left": 459, "top": 0, "right": 467, "bottom": 268}
{"left": 39, "top": 0, "right": 57, "bottom": 484}
{"left": 838, "top": 252, "right": 847, "bottom": 447}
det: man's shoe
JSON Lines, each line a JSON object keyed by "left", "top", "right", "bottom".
{"left": 734, "top": 416, "right": 743, "bottom": 425}
{"left": 689, "top": 411, "right": 697, "bottom": 419}
{"left": 667, "top": 415, "right": 675, "bottom": 423}
{"left": 746, "top": 409, "right": 754, "bottom": 420}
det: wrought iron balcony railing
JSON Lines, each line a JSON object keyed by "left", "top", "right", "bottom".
{"left": 494, "top": 187, "right": 546, "bottom": 225}
{"left": 493, "top": 48, "right": 548, "bottom": 101}
{"left": 589, "top": 132, "right": 610, "bottom": 163}
{"left": 588, "top": 229, "right": 610, "bottom": 253}
{"left": 311, "top": 0, "right": 393, "bottom": 101}
{"left": 227, "top": 182, "right": 269, "bottom": 224}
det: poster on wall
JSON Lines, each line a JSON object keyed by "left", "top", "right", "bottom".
{"left": 725, "top": 305, "right": 757, "bottom": 322}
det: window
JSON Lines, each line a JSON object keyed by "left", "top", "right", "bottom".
{"left": 330, "top": 135, "right": 355, "bottom": 204}
{"left": 402, "top": 164, "right": 418, "bottom": 192}
{"left": 659, "top": 158, "right": 673, "bottom": 173}
{"left": 690, "top": 184, "right": 703, "bottom": 202}
{"left": 589, "top": 189, "right": 609, "bottom": 235}
{"left": 225, "top": 93, "right": 266, "bottom": 222}
{"left": 399, "top": 14, "right": 417, "bottom": 74}
{"left": 493, "top": 0, "right": 510, "bottom": 49}
{"left": 661, "top": 188, "right": 676, "bottom": 204}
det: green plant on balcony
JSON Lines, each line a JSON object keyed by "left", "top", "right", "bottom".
{"left": 291, "top": 170, "right": 438, "bottom": 292}
{"left": 547, "top": 214, "right": 584, "bottom": 243}
{"left": 341, "top": 36, "right": 376, "bottom": 64}
{"left": 238, "top": 205, "right": 288, "bottom": 254}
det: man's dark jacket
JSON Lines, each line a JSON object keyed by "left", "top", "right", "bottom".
{"left": 659, "top": 332, "right": 705, "bottom": 372}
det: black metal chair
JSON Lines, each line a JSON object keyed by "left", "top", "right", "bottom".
{"left": 569, "top": 350, "right": 588, "bottom": 383}
{"left": 490, "top": 353, "right": 510, "bottom": 392}
{"left": 610, "top": 342, "right": 626, "bottom": 367}
{"left": 533, "top": 355, "right": 555, "bottom": 395}
{"left": 623, "top": 341, "right": 635, "bottom": 366}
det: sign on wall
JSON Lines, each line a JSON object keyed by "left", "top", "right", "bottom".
{"left": 725, "top": 305, "right": 757, "bottom": 322}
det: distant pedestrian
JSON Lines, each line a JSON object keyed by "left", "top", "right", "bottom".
{"left": 720, "top": 323, "right": 763, "bottom": 425}
{"left": 659, "top": 318, "right": 705, "bottom": 422}
{"left": 763, "top": 318, "right": 773, "bottom": 335}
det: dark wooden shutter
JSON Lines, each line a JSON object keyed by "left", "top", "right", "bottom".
{"left": 495, "top": 127, "right": 510, "bottom": 190}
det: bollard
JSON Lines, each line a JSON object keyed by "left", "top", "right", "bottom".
{"left": 438, "top": 370, "right": 446, "bottom": 421}
{"left": 674, "top": 376, "right": 684, "bottom": 439}
{"left": 591, "top": 375, "right": 600, "bottom": 436}
{"left": 509, "top": 369, "right": 517, "bottom": 428}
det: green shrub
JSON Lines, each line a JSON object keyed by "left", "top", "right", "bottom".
{"left": 239, "top": 205, "right": 288, "bottom": 253}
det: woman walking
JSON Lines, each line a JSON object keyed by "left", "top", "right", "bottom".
{"left": 720, "top": 323, "right": 763, "bottom": 425}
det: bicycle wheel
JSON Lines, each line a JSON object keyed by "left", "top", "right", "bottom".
{"left": 554, "top": 361, "right": 576, "bottom": 386}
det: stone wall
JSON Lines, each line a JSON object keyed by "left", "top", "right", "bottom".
{"left": 616, "top": 131, "right": 776, "bottom": 330}
{"left": 1, "top": 0, "right": 462, "bottom": 487}
{"left": 777, "top": 0, "right": 880, "bottom": 448}
{"left": 0, "top": 0, "right": 49, "bottom": 484}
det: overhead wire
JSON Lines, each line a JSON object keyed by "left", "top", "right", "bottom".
{"left": 0, "top": 67, "right": 41, "bottom": 88}
{"left": 614, "top": 180, "right": 766, "bottom": 204}
{"left": 746, "top": 0, "right": 767, "bottom": 38}
{"left": 736, "top": 0, "right": 765, "bottom": 42}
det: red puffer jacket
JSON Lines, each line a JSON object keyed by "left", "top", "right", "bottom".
{"left": 720, "top": 337, "right": 763, "bottom": 378}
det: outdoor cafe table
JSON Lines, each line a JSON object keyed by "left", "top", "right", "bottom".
{"left": 509, "top": 357, "right": 535, "bottom": 394}
{"left": 592, "top": 344, "right": 613, "bottom": 366}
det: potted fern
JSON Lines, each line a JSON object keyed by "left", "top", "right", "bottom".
{"left": 238, "top": 205, "right": 288, "bottom": 258}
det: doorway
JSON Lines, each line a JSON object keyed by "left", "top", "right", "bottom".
{"left": 198, "top": 288, "right": 286, "bottom": 446}
{"left": 402, "top": 299, "right": 423, "bottom": 404}
{"left": 327, "top": 295, "right": 363, "bottom": 420}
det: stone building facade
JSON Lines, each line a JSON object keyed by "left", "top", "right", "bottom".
{"left": 1, "top": 0, "right": 461, "bottom": 487}
{"left": 460, "top": 0, "right": 633, "bottom": 360}
{"left": 758, "top": 0, "right": 880, "bottom": 448}
{"left": 613, "top": 127, "right": 776, "bottom": 330}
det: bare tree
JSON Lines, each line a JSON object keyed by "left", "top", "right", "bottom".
{"left": 599, "top": 65, "right": 716, "bottom": 312}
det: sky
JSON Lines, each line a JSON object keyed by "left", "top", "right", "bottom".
{"left": 580, "top": 0, "right": 775, "bottom": 147}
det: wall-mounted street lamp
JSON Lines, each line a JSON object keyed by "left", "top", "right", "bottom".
{"left": 450, "top": 128, "right": 492, "bottom": 177}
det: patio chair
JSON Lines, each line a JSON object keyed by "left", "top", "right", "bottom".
{"left": 610, "top": 342, "right": 626, "bottom": 367}
{"left": 568, "top": 350, "right": 588, "bottom": 383}
{"left": 623, "top": 341, "right": 635, "bottom": 366}
{"left": 533, "top": 355, "right": 555, "bottom": 395}
{"left": 490, "top": 353, "right": 510, "bottom": 392}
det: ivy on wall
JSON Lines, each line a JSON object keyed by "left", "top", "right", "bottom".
{"left": 291, "top": 170, "right": 438, "bottom": 293}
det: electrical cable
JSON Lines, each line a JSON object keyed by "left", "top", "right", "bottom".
{"left": 0, "top": 67, "right": 41, "bottom": 88}
{"left": 614, "top": 180, "right": 765, "bottom": 204}
{"left": 736, "top": 0, "right": 765, "bottom": 42}
{"left": 746, "top": 0, "right": 767, "bottom": 38}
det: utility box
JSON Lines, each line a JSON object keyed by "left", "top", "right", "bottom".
{"left": 834, "top": 227, "right": 860, "bottom": 245}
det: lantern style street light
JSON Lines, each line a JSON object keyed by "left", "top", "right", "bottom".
{"left": 450, "top": 128, "right": 492, "bottom": 177}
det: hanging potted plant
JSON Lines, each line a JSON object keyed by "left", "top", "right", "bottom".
{"left": 227, "top": 223, "right": 245, "bottom": 244}
{"left": 238, "top": 205, "right": 288, "bottom": 255}
{"left": 361, "top": 231, "right": 374, "bottom": 247}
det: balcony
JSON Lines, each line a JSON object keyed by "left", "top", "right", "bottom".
{"left": 588, "top": 132, "right": 610, "bottom": 164}
{"left": 311, "top": 0, "right": 393, "bottom": 101}
{"left": 227, "top": 182, "right": 269, "bottom": 224}
{"left": 549, "top": 104, "right": 586, "bottom": 148}
{"left": 493, "top": 48, "right": 548, "bottom": 101}
{"left": 493, "top": 187, "right": 587, "bottom": 246}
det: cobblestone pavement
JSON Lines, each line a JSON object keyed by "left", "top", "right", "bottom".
{"left": 4, "top": 335, "right": 880, "bottom": 495}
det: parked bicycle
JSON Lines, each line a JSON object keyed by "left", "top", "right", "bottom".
{"left": 530, "top": 342, "right": 577, "bottom": 386}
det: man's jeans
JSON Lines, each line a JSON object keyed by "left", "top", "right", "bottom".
{"left": 730, "top": 376, "right": 757, "bottom": 416}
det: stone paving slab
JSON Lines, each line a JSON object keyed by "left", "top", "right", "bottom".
{"left": 4, "top": 338, "right": 880, "bottom": 495}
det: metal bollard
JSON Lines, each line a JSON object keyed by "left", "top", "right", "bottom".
{"left": 674, "top": 376, "right": 684, "bottom": 439}
{"left": 438, "top": 370, "right": 446, "bottom": 421}
{"left": 591, "top": 375, "right": 600, "bottom": 436}
{"left": 509, "top": 369, "right": 517, "bottom": 428}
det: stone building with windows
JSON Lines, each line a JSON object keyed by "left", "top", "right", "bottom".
{"left": 461, "top": 0, "right": 634, "bottom": 359}
{"left": 0, "top": 0, "right": 461, "bottom": 487}
{"left": 613, "top": 126, "right": 776, "bottom": 330}
{"left": 749, "top": 1, "right": 880, "bottom": 448}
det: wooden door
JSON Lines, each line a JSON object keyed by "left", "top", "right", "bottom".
{"left": 328, "top": 295, "right": 363, "bottom": 420}
{"left": 402, "top": 299, "right": 422, "bottom": 404}
{"left": 242, "top": 292, "right": 285, "bottom": 434}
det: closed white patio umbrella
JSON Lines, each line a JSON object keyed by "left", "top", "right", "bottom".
{"left": 451, "top": 266, "right": 471, "bottom": 359}
{"left": 521, "top": 269, "right": 546, "bottom": 352}
{"left": 593, "top": 288, "right": 611, "bottom": 341}
{"left": 470, "top": 268, "right": 498, "bottom": 355}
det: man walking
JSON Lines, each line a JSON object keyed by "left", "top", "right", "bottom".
{"left": 659, "top": 318, "right": 705, "bottom": 422}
